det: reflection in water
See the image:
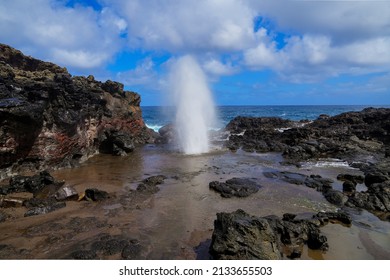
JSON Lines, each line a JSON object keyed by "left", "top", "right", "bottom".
{"left": 0, "top": 145, "right": 389, "bottom": 259}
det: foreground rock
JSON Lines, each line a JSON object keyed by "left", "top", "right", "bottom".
{"left": 346, "top": 179, "right": 390, "bottom": 221}
{"left": 209, "top": 178, "right": 261, "bottom": 198}
{"left": 0, "top": 43, "right": 155, "bottom": 178}
{"left": 68, "top": 234, "right": 143, "bottom": 260}
{"left": 210, "top": 209, "right": 351, "bottom": 260}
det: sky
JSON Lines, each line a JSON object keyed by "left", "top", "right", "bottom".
{"left": 0, "top": 0, "right": 389, "bottom": 106}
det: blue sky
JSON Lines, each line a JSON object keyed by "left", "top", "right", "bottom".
{"left": 1, "top": 0, "right": 389, "bottom": 106}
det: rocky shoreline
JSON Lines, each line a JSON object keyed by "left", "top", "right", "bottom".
{"left": 1, "top": 44, "right": 389, "bottom": 259}
{"left": 223, "top": 109, "right": 390, "bottom": 222}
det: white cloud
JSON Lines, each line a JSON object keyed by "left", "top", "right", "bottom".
{"left": 1, "top": 0, "right": 390, "bottom": 84}
{"left": 51, "top": 48, "right": 111, "bottom": 68}
{"left": 104, "top": 0, "right": 257, "bottom": 52}
{"left": 249, "top": 0, "right": 390, "bottom": 44}
{"left": 116, "top": 57, "right": 158, "bottom": 86}
{"left": 202, "top": 58, "right": 237, "bottom": 76}
{"left": 0, "top": 0, "right": 125, "bottom": 70}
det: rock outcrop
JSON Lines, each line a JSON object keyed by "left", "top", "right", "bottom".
{"left": 0, "top": 43, "right": 155, "bottom": 178}
{"left": 225, "top": 108, "right": 390, "bottom": 164}
{"left": 209, "top": 177, "right": 261, "bottom": 198}
{"left": 209, "top": 209, "right": 351, "bottom": 260}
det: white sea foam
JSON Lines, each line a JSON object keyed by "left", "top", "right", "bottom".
{"left": 168, "top": 55, "right": 217, "bottom": 154}
{"left": 301, "top": 159, "right": 353, "bottom": 169}
{"left": 146, "top": 123, "right": 162, "bottom": 132}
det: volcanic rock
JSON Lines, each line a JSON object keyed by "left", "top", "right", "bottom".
{"left": 210, "top": 209, "right": 351, "bottom": 260}
{"left": 84, "top": 188, "right": 109, "bottom": 202}
{"left": 54, "top": 185, "right": 78, "bottom": 201}
{"left": 0, "top": 171, "right": 61, "bottom": 195}
{"left": 23, "top": 199, "right": 66, "bottom": 217}
{"left": 263, "top": 171, "right": 333, "bottom": 192}
{"left": 225, "top": 108, "right": 390, "bottom": 164}
{"left": 209, "top": 177, "right": 261, "bottom": 198}
{"left": 0, "top": 43, "right": 155, "bottom": 178}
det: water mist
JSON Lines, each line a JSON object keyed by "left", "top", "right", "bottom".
{"left": 168, "top": 55, "right": 217, "bottom": 154}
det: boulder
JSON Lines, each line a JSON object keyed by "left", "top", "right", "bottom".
{"left": 209, "top": 178, "right": 261, "bottom": 198}
{"left": 210, "top": 209, "right": 281, "bottom": 260}
{"left": 84, "top": 188, "right": 109, "bottom": 202}
{"left": 347, "top": 181, "right": 390, "bottom": 213}
{"left": 209, "top": 209, "right": 348, "bottom": 260}
{"left": 323, "top": 190, "right": 348, "bottom": 206}
{"left": 54, "top": 185, "right": 78, "bottom": 201}
{"left": 2, "top": 171, "right": 56, "bottom": 195}
{"left": 364, "top": 173, "right": 389, "bottom": 187}
{"left": 342, "top": 180, "right": 356, "bottom": 192}
{"left": 156, "top": 124, "right": 176, "bottom": 144}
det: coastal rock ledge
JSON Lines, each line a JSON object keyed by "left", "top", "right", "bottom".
{"left": 0, "top": 43, "right": 155, "bottom": 178}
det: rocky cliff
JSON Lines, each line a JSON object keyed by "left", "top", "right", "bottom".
{"left": 0, "top": 43, "right": 155, "bottom": 178}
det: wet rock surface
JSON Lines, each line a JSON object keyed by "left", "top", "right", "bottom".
{"left": 156, "top": 124, "right": 176, "bottom": 144}
{"left": 136, "top": 175, "right": 166, "bottom": 194}
{"left": 84, "top": 188, "right": 110, "bottom": 202}
{"left": 54, "top": 185, "right": 78, "bottom": 201}
{"left": 210, "top": 209, "right": 351, "bottom": 260}
{"left": 68, "top": 234, "right": 143, "bottom": 260}
{"left": 0, "top": 171, "right": 59, "bottom": 195}
{"left": 264, "top": 169, "right": 390, "bottom": 220}
{"left": 209, "top": 178, "right": 261, "bottom": 198}
{"left": 24, "top": 201, "right": 66, "bottom": 217}
{"left": 225, "top": 108, "right": 390, "bottom": 164}
{"left": 263, "top": 171, "right": 333, "bottom": 192}
{"left": 0, "top": 43, "right": 155, "bottom": 178}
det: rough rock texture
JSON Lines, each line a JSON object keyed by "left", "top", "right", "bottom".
{"left": 136, "top": 175, "right": 166, "bottom": 194}
{"left": 210, "top": 209, "right": 280, "bottom": 260}
{"left": 263, "top": 171, "right": 333, "bottom": 192}
{"left": 0, "top": 170, "right": 62, "bottom": 195}
{"left": 225, "top": 108, "right": 390, "bottom": 163}
{"left": 209, "top": 177, "right": 261, "bottom": 198}
{"left": 68, "top": 234, "right": 142, "bottom": 260}
{"left": 156, "top": 124, "right": 176, "bottom": 144}
{"left": 346, "top": 178, "right": 390, "bottom": 216}
{"left": 0, "top": 43, "right": 155, "bottom": 178}
{"left": 84, "top": 188, "right": 109, "bottom": 202}
{"left": 210, "top": 209, "right": 351, "bottom": 260}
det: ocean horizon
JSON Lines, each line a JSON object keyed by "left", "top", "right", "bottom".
{"left": 142, "top": 104, "right": 390, "bottom": 132}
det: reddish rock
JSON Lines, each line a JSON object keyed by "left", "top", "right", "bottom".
{"left": 0, "top": 43, "right": 156, "bottom": 178}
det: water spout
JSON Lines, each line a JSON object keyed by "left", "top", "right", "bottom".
{"left": 168, "top": 55, "right": 217, "bottom": 154}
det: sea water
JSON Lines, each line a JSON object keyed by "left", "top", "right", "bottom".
{"left": 142, "top": 105, "right": 390, "bottom": 132}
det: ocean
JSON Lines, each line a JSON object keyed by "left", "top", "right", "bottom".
{"left": 142, "top": 105, "right": 390, "bottom": 132}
